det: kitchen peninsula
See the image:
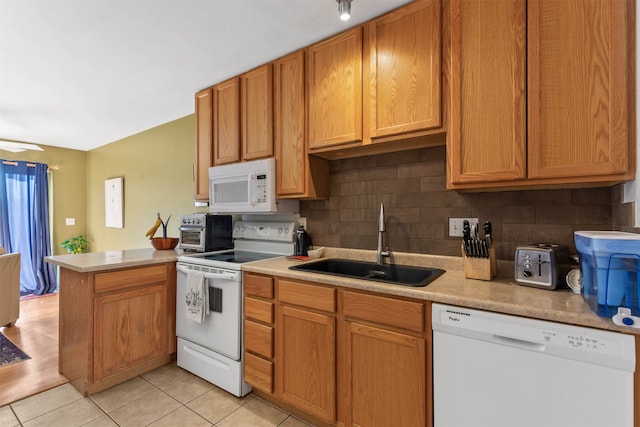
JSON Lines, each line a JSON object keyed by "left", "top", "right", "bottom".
{"left": 45, "top": 249, "right": 181, "bottom": 395}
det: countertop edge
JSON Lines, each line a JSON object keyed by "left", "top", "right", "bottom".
{"left": 45, "top": 248, "right": 182, "bottom": 272}
{"left": 47, "top": 246, "right": 638, "bottom": 335}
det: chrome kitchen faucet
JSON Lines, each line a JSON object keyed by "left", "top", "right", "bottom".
{"left": 377, "top": 203, "right": 390, "bottom": 265}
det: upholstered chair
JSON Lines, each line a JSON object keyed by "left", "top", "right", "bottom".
{"left": 0, "top": 248, "right": 20, "bottom": 327}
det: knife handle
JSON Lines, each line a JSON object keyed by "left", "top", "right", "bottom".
{"left": 462, "top": 221, "right": 471, "bottom": 257}
{"left": 484, "top": 221, "right": 492, "bottom": 249}
{"left": 463, "top": 236, "right": 470, "bottom": 257}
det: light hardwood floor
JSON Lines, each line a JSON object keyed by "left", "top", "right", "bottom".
{"left": 0, "top": 293, "right": 67, "bottom": 407}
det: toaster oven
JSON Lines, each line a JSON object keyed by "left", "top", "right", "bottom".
{"left": 178, "top": 213, "right": 233, "bottom": 252}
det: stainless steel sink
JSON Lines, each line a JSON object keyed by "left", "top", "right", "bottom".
{"left": 289, "top": 258, "right": 445, "bottom": 287}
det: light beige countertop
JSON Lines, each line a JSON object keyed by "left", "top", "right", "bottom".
{"left": 243, "top": 247, "right": 636, "bottom": 335}
{"left": 45, "top": 248, "right": 183, "bottom": 273}
{"left": 45, "top": 246, "right": 636, "bottom": 335}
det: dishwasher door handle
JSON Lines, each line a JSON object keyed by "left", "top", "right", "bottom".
{"left": 492, "top": 335, "right": 546, "bottom": 352}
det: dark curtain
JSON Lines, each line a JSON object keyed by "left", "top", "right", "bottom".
{"left": 0, "top": 160, "right": 57, "bottom": 295}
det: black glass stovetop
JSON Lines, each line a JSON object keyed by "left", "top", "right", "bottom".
{"left": 200, "top": 250, "right": 281, "bottom": 264}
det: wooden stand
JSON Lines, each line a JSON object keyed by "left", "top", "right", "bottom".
{"left": 462, "top": 243, "right": 497, "bottom": 280}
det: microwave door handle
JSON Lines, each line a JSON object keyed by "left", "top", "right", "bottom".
{"left": 248, "top": 173, "right": 257, "bottom": 205}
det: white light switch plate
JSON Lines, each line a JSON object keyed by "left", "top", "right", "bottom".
{"left": 65, "top": 218, "right": 75, "bottom": 226}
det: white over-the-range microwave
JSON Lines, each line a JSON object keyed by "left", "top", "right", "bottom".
{"left": 208, "top": 158, "right": 299, "bottom": 214}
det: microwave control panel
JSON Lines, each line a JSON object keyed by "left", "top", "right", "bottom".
{"left": 253, "top": 174, "right": 268, "bottom": 204}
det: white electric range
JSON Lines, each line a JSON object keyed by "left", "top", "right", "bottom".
{"left": 175, "top": 221, "right": 296, "bottom": 397}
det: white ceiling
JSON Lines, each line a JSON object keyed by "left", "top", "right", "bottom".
{"left": 0, "top": 0, "right": 412, "bottom": 152}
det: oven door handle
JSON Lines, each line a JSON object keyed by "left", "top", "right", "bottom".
{"left": 178, "top": 226, "right": 202, "bottom": 231}
{"left": 177, "top": 265, "right": 239, "bottom": 281}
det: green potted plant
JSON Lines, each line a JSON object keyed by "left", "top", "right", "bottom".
{"left": 60, "top": 234, "right": 90, "bottom": 254}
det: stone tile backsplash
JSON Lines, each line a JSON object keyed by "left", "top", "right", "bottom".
{"left": 300, "top": 146, "right": 638, "bottom": 260}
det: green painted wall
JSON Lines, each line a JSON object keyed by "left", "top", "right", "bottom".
{"left": 1, "top": 145, "right": 87, "bottom": 255}
{"left": 86, "top": 114, "right": 207, "bottom": 252}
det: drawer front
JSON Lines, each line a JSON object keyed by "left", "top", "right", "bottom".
{"left": 244, "top": 273, "right": 274, "bottom": 299}
{"left": 244, "top": 351, "right": 273, "bottom": 393}
{"left": 94, "top": 264, "right": 168, "bottom": 294}
{"left": 278, "top": 279, "right": 336, "bottom": 313}
{"left": 342, "top": 290, "right": 424, "bottom": 333}
{"left": 244, "top": 320, "right": 274, "bottom": 358}
{"left": 245, "top": 297, "right": 274, "bottom": 324}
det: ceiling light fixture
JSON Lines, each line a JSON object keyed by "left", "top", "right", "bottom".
{"left": 337, "top": 0, "right": 352, "bottom": 21}
{"left": 0, "top": 139, "right": 44, "bottom": 153}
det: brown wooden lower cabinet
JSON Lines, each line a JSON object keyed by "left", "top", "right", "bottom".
{"left": 244, "top": 319, "right": 274, "bottom": 358}
{"left": 94, "top": 284, "right": 168, "bottom": 381}
{"left": 345, "top": 322, "right": 426, "bottom": 426}
{"left": 278, "top": 304, "right": 336, "bottom": 422}
{"left": 341, "top": 289, "right": 428, "bottom": 427}
{"left": 243, "top": 273, "right": 276, "bottom": 394}
{"left": 242, "top": 273, "right": 431, "bottom": 427}
{"left": 58, "top": 263, "right": 176, "bottom": 395}
{"left": 244, "top": 351, "right": 273, "bottom": 393}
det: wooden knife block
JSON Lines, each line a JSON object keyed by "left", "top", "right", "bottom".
{"left": 461, "top": 243, "right": 497, "bottom": 280}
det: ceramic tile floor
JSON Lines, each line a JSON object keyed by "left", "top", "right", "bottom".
{"left": 0, "top": 362, "right": 313, "bottom": 427}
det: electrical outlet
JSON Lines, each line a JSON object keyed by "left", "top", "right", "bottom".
{"left": 449, "top": 217, "right": 478, "bottom": 237}
{"left": 65, "top": 218, "right": 75, "bottom": 226}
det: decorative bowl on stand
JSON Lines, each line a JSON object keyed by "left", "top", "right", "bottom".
{"left": 150, "top": 237, "right": 179, "bottom": 250}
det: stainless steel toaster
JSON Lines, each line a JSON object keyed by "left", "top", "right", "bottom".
{"left": 514, "top": 244, "right": 570, "bottom": 289}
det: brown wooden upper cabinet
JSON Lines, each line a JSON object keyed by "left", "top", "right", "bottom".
{"left": 365, "top": 0, "right": 442, "bottom": 139}
{"left": 307, "top": 0, "right": 443, "bottom": 157}
{"left": 194, "top": 88, "right": 213, "bottom": 202}
{"left": 447, "top": 0, "right": 634, "bottom": 190}
{"left": 307, "top": 27, "right": 364, "bottom": 150}
{"left": 242, "top": 64, "right": 274, "bottom": 161}
{"left": 274, "top": 50, "right": 329, "bottom": 200}
{"left": 213, "top": 64, "right": 274, "bottom": 166}
{"left": 213, "top": 77, "right": 241, "bottom": 165}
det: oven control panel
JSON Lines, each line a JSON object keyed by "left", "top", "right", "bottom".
{"left": 233, "top": 221, "right": 296, "bottom": 242}
{"left": 180, "top": 213, "right": 206, "bottom": 226}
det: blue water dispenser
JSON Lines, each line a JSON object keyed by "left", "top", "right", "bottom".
{"left": 575, "top": 231, "right": 640, "bottom": 323}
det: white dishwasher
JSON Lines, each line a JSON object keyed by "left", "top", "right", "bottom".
{"left": 432, "top": 303, "right": 636, "bottom": 427}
